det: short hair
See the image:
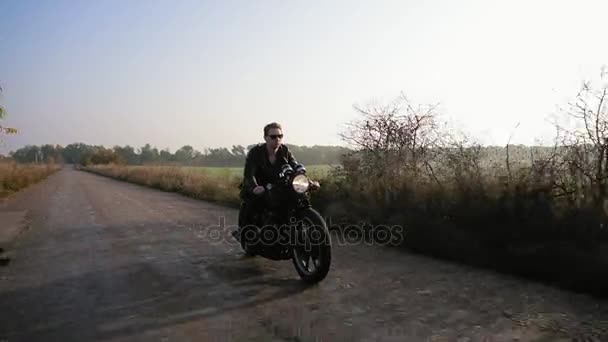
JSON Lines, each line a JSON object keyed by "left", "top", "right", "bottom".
{"left": 263, "top": 122, "right": 282, "bottom": 136}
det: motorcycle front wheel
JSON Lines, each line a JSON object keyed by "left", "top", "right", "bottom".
{"left": 291, "top": 208, "right": 332, "bottom": 283}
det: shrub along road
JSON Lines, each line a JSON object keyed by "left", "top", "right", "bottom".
{"left": 0, "top": 168, "right": 607, "bottom": 341}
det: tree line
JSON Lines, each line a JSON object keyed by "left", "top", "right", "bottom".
{"left": 8, "top": 143, "right": 352, "bottom": 167}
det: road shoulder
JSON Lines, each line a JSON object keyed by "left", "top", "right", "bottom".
{"left": 0, "top": 210, "right": 29, "bottom": 263}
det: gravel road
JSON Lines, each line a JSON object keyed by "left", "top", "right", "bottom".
{"left": 1, "top": 168, "right": 607, "bottom": 342}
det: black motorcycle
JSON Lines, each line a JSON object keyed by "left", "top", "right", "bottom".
{"left": 235, "top": 163, "right": 332, "bottom": 283}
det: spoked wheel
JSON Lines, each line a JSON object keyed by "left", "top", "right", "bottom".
{"left": 292, "top": 208, "right": 331, "bottom": 283}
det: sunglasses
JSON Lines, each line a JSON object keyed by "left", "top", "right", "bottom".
{"left": 268, "top": 134, "right": 283, "bottom": 139}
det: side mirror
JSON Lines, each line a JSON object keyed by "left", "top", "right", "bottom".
{"left": 293, "top": 163, "right": 306, "bottom": 174}
{"left": 279, "top": 164, "right": 294, "bottom": 179}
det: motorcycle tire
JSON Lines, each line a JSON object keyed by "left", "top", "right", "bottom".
{"left": 291, "top": 208, "right": 332, "bottom": 283}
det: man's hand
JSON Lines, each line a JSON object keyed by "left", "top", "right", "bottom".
{"left": 252, "top": 185, "right": 266, "bottom": 195}
{"left": 310, "top": 180, "right": 321, "bottom": 190}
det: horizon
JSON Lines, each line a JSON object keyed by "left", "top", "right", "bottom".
{"left": 1, "top": 0, "right": 608, "bottom": 154}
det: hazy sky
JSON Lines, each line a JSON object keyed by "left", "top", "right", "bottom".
{"left": 1, "top": 0, "right": 607, "bottom": 154}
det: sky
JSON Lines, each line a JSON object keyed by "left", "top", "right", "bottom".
{"left": 1, "top": 0, "right": 607, "bottom": 154}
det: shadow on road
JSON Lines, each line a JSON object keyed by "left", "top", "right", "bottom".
{"left": 1, "top": 253, "right": 312, "bottom": 341}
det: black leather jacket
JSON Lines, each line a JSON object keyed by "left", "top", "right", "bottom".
{"left": 239, "top": 143, "right": 298, "bottom": 199}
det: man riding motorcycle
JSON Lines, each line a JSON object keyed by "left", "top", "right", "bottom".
{"left": 233, "top": 122, "right": 319, "bottom": 240}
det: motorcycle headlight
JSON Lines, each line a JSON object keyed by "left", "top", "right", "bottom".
{"left": 292, "top": 174, "right": 310, "bottom": 193}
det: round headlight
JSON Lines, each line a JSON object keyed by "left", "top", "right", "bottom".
{"left": 292, "top": 174, "right": 310, "bottom": 193}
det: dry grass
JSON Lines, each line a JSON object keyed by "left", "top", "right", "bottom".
{"left": 83, "top": 165, "right": 242, "bottom": 207}
{"left": 310, "top": 159, "right": 608, "bottom": 297}
{"left": 0, "top": 162, "right": 60, "bottom": 198}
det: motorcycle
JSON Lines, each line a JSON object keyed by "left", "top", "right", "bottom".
{"left": 235, "top": 163, "right": 332, "bottom": 283}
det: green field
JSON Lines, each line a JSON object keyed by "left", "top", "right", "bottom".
{"left": 185, "top": 164, "right": 337, "bottom": 180}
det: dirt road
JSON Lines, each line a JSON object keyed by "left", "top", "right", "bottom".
{"left": 1, "top": 168, "right": 606, "bottom": 341}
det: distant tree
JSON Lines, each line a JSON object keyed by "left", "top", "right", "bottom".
{"left": 40, "top": 144, "right": 63, "bottom": 163}
{"left": 11, "top": 145, "right": 41, "bottom": 163}
{"left": 200, "top": 147, "right": 237, "bottom": 167}
{"left": 174, "top": 145, "right": 199, "bottom": 164}
{"left": 159, "top": 148, "right": 173, "bottom": 163}
{"left": 10, "top": 142, "right": 351, "bottom": 166}
{"left": 86, "top": 148, "right": 122, "bottom": 165}
{"left": 62, "top": 143, "right": 85, "bottom": 164}
{"left": 114, "top": 145, "right": 139, "bottom": 164}
{"left": 139, "top": 144, "right": 159, "bottom": 164}
{"left": 285, "top": 144, "right": 350, "bottom": 165}
{"left": 231, "top": 145, "right": 246, "bottom": 157}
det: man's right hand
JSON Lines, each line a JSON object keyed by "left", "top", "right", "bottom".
{"left": 252, "top": 185, "right": 266, "bottom": 195}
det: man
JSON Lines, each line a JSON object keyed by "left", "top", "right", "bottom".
{"left": 233, "top": 122, "right": 319, "bottom": 239}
